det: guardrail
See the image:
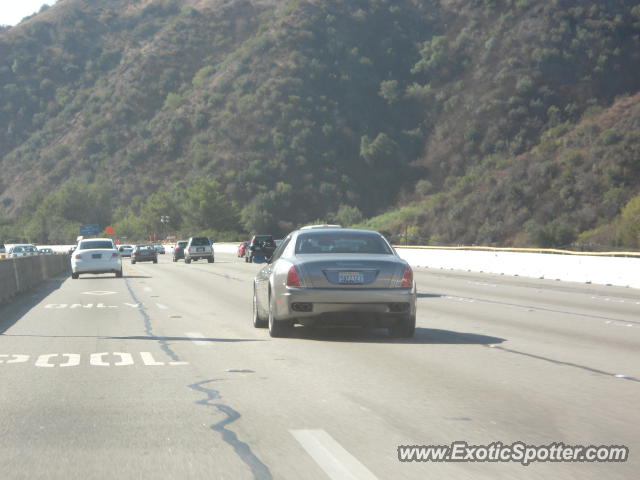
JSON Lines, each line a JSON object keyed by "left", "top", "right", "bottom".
{"left": 0, "top": 255, "right": 70, "bottom": 305}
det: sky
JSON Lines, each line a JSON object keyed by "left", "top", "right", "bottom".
{"left": 0, "top": 0, "right": 59, "bottom": 26}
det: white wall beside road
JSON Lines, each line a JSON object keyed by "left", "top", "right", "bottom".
{"left": 396, "top": 248, "right": 640, "bottom": 289}
{"left": 213, "top": 243, "right": 640, "bottom": 289}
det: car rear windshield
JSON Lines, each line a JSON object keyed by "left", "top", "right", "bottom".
{"left": 79, "top": 241, "right": 114, "bottom": 250}
{"left": 177, "top": 242, "right": 188, "bottom": 247}
{"left": 190, "top": 237, "right": 210, "bottom": 246}
{"left": 295, "top": 232, "right": 393, "bottom": 255}
{"left": 253, "top": 235, "right": 273, "bottom": 242}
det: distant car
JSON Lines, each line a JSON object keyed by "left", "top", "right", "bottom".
{"left": 252, "top": 227, "right": 416, "bottom": 338}
{"left": 246, "top": 235, "right": 276, "bottom": 263}
{"left": 71, "top": 238, "right": 122, "bottom": 279}
{"left": 39, "top": 248, "right": 54, "bottom": 255}
{"left": 153, "top": 244, "right": 166, "bottom": 254}
{"left": 0, "top": 243, "right": 6, "bottom": 256}
{"left": 237, "top": 241, "right": 248, "bottom": 258}
{"left": 118, "top": 245, "right": 134, "bottom": 257}
{"left": 184, "top": 237, "right": 214, "bottom": 264}
{"left": 173, "top": 241, "right": 188, "bottom": 262}
{"left": 131, "top": 245, "right": 158, "bottom": 264}
{"left": 8, "top": 244, "right": 38, "bottom": 257}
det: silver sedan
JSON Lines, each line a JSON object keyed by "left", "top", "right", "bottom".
{"left": 253, "top": 227, "right": 416, "bottom": 338}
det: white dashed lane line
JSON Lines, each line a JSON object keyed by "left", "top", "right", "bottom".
{"left": 291, "top": 429, "right": 379, "bottom": 480}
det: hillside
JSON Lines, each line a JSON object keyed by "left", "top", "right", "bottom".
{"left": 1, "top": 0, "right": 639, "bottom": 247}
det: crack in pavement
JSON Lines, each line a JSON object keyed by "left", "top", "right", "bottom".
{"left": 189, "top": 379, "right": 272, "bottom": 479}
{"left": 123, "top": 277, "right": 180, "bottom": 361}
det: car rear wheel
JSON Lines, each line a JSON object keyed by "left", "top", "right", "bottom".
{"left": 115, "top": 269, "right": 123, "bottom": 278}
{"left": 268, "top": 294, "right": 291, "bottom": 337}
{"left": 185, "top": 257, "right": 191, "bottom": 264}
{"left": 153, "top": 259, "right": 158, "bottom": 264}
{"left": 173, "top": 257, "right": 177, "bottom": 262}
{"left": 253, "top": 287, "right": 267, "bottom": 328}
{"left": 389, "top": 315, "right": 416, "bottom": 338}
{"left": 207, "top": 257, "right": 214, "bottom": 263}
{"left": 71, "top": 273, "right": 79, "bottom": 279}
{"left": 131, "top": 260, "right": 136, "bottom": 264}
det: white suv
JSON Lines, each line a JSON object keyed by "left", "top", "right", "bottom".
{"left": 184, "top": 237, "right": 214, "bottom": 264}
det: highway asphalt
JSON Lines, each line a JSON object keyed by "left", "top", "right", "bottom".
{"left": 1, "top": 251, "right": 638, "bottom": 479}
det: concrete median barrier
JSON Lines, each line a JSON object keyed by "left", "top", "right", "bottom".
{"left": 0, "top": 255, "right": 70, "bottom": 305}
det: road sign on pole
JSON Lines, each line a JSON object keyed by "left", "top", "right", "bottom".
{"left": 79, "top": 224, "right": 100, "bottom": 236}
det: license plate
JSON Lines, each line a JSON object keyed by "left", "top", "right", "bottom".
{"left": 92, "top": 254, "right": 102, "bottom": 259}
{"left": 338, "top": 271, "right": 364, "bottom": 284}
{"left": 197, "top": 247, "right": 204, "bottom": 252}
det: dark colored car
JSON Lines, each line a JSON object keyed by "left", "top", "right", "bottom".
{"left": 131, "top": 245, "right": 158, "bottom": 264}
{"left": 246, "top": 235, "right": 276, "bottom": 263}
{"left": 237, "top": 241, "right": 248, "bottom": 258}
{"left": 173, "top": 241, "right": 188, "bottom": 262}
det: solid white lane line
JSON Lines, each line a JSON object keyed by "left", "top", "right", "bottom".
{"left": 291, "top": 429, "right": 378, "bottom": 480}
{"left": 185, "top": 332, "right": 209, "bottom": 346}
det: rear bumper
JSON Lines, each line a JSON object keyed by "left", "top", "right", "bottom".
{"left": 72, "top": 259, "right": 121, "bottom": 274}
{"left": 186, "top": 252, "right": 214, "bottom": 259}
{"left": 274, "top": 287, "right": 416, "bottom": 325}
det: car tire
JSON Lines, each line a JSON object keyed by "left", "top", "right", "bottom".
{"left": 172, "top": 257, "right": 177, "bottom": 262}
{"left": 131, "top": 260, "right": 136, "bottom": 264}
{"left": 71, "top": 273, "right": 79, "bottom": 279}
{"left": 116, "top": 269, "right": 123, "bottom": 278}
{"left": 153, "top": 259, "right": 158, "bottom": 264}
{"left": 389, "top": 315, "right": 416, "bottom": 338}
{"left": 253, "top": 286, "right": 268, "bottom": 328}
{"left": 268, "top": 293, "right": 291, "bottom": 337}
{"left": 207, "top": 257, "right": 214, "bottom": 263}
{"left": 185, "top": 257, "right": 191, "bottom": 264}
{"left": 245, "top": 256, "right": 248, "bottom": 263}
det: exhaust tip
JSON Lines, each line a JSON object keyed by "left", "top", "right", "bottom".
{"left": 388, "top": 303, "right": 409, "bottom": 313}
{"left": 291, "top": 302, "right": 313, "bottom": 312}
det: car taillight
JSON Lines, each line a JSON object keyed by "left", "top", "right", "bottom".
{"left": 401, "top": 267, "right": 413, "bottom": 287}
{"left": 74, "top": 254, "right": 82, "bottom": 259}
{"left": 112, "top": 252, "right": 119, "bottom": 258}
{"left": 286, "top": 266, "right": 302, "bottom": 287}
{"left": 134, "top": 252, "right": 139, "bottom": 256}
